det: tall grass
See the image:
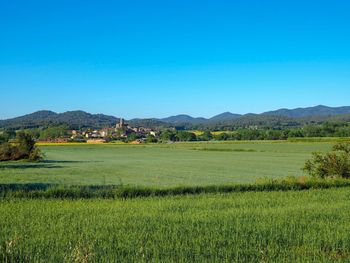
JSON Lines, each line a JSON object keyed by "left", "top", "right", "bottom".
{"left": 1, "top": 187, "right": 350, "bottom": 261}
{"left": 1, "top": 177, "right": 350, "bottom": 199}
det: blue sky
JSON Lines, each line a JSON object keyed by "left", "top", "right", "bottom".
{"left": 1, "top": 0, "right": 350, "bottom": 119}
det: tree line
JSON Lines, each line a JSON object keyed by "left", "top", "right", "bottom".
{"left": 158, "top": 122, "right": 350, "bottom": 142}
{"left": 1, "top": 121, "right": 350, "bottom": 144}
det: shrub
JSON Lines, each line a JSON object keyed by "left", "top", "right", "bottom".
{"left": 0, "top": 143, "right": 14, "bottom": 161}
{"left": 146, "top": 134, "right": 158, "bottom": 143}
{"left": 303, "top": 142, "right": 350, "bottom": 179}
{"left": 0, "top": 132, "right": 43, "bottom": 162}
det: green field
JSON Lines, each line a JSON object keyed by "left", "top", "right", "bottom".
{"left": 2, "top": 141, "right": 350, "bottom": 261}
{"left": 1, "top": 187, "right": 350, "bottom": 262}
{"left": 0, "top": 141, "right": 333, "bottom": 186}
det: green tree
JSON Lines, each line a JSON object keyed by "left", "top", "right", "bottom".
{"left": 265, "top": 130, "right": 282, "bottom": 140}
{"left": 146, "top": 134, "right": 158, "bottom": 143}
{"left": 176, "top": 131, "right": 197, "bottom": 141}
{"left": 200, "top": 131, "right": 213, "bottom": 141}
{"left": 303, "top": 125, "right": 322, "bottom": 137}
{"left": 214, "top": 133, "right": 229, "bottom": 141}
{"left": 0, "top": 129, "right": 16, "bottom": 142}
{"left": 126, "top": 132, "right": 139, "bottom": 142}
{"left": 303, "top": 142, "right": 350, "bottom": 179}
{"left": 160, "top": 130, "right": 176, "bottom": 142}
{"left": 40, "top": 125, "right": 69, "bottom": 140}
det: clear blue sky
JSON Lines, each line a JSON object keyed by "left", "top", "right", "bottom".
{"left": 1, "top": 0, "right": 350, "bottom": 119}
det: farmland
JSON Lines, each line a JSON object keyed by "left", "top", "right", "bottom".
{"left": 1, "top": 187, "right": 350, "bottom": 261}
{"left": 0, "top": 141, "right": 333, "bottom": 186}
{"left": 1, "top": 141, "right": 350, "bottom": 261}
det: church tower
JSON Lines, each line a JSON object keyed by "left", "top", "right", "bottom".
{"left": 116, "top": 118, "right": 126, "bottom": 129}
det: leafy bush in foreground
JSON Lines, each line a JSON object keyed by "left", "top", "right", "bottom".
{"left": 304, "top": 142, "right": 350, "bottom": 179}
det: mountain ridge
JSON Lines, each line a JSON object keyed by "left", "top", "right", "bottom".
{"left": 0, "top": 110, "right": 119, "bottom": 129}
{"left": 1, "top": 105, "right": 350, "bottom": 129}
{"left": 262, "top": 105, "right": 350, "bottom": 118}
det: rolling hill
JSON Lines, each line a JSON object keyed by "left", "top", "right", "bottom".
{"left": 263, "top": 105, "right": 350, "bottom": 118}
{"left": 1, "top": 105, "right": 350, "bottom": 130}
{"left": 0, "top": 110, "right": 118, "bottom": 129}
{"left": 209, "top": 112, "right": 242, "bottom": 122}
{"left": 160, "top": 115, "right": 208, "bottom": 124}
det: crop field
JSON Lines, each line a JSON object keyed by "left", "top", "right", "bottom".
{"left": 2, "top": 141, "right": 349, "bottom": 262}
{"left": 0, "top": 141, "right": 333, "bottom": 186}
{"left": 1, "top": 187, "right": 350, "bottom": 262}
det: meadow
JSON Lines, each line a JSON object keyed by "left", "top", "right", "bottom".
{"left": 1, "top": 187, "right": 350, "bottom": 262}
{"left": 1, "top": 140, "right": 349, "bottom": 262}
{"left": 0, "top": 141, "right": 333, "bottom": 186}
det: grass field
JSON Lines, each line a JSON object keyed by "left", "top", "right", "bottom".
{"left": 2, "top": 141, "right": 349, "bottom": 262}
{"left": 1, "top": 187, "right": 350, "bottom": 262}
{"left": 0, "top": 141, "right": 333, "bottom": 186}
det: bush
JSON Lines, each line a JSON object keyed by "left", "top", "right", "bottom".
{"left": 0, "top": 143, "right": 15, "bottom": 161}
{"left": 303, "top": 142, "right": 350, "bottom": 179}
{"left": 0, "top": 132, "right": 43, "bottom": 162}
{"left": 146, "top": 134, "right": 158, "bottom": 143}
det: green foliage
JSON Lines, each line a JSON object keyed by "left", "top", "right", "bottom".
{"left": 0, "top": 143, "right": 14, "bottom": 161}
{"left": 191, "top": 121, "right": 350, "bottom": 141}
{"left": 124, "top": 132, "right": 139, "bottom": 142}
{"left": 0, "top": 132, "right": 43, "bottom": 162}
{"left": 39, "top": 125, "right": 69, "bottom": 140}
{"left": 0, "top": 129, "right": 16, "bottom": 143}
{"left": 128, "top": 119, "right": 171, "bottom": 129}
{"left": 159, "top": 130, "right": 198, "bottom": 142}
{"left": 333, "top": 142, "right": 350, "bottom": 154}
{"left": 304, "top": 142, "right": 350, "bottom": 178}
{"left": 17, "top": 132, "right": 35, "bottom": 154}
{"left": 175, "top": 131, "right": 197, "bottom": 141}
{"left": 160, "top": 130, "right": 176, "bottom": 142}
{"left": 214, "top": 132, "right": 229, "bottom": 141}
{"left": 3, "top": 113, "right": 350, "bottom": 142}
{"left": 145, "top": 134, "right": 158, "bottom": 143}
{"left": 0, "top": 110, "right": 118, "bottom": 130}
{"left": 198, "top": 130, "right": 213, "bottom": 141}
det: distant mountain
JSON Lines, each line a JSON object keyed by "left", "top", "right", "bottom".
{"left": 160, "top": 115, "right": 208, "bottom": 124}
{"left": 0, "top": 110, "right": 118, "bottom": 129}
{"left": 209, "top": 112, "right": 242, "bottom": 122}
{"left": 0, "top": 110, "right": 57, "bottom": 129}
{"left": 53, "top": 111, "right": 118, "bottom": 129}
{"left": 128, "top": 118, "right": 170, "bottom": 129}
{"left": 2, "top": 105, "right": 350, "bottom": 130}
{"left": 222, "top": 114, "right": 299, "bottom": 127}
{"left": 263, "top": 105, "right": 350, "bottom": 118}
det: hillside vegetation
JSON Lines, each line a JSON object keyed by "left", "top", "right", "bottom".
{"left": 0, "top": 111, "right": 118, "bottom": 129}
{"left": 2, "top": 105, "right": 350, "bottom": 130}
